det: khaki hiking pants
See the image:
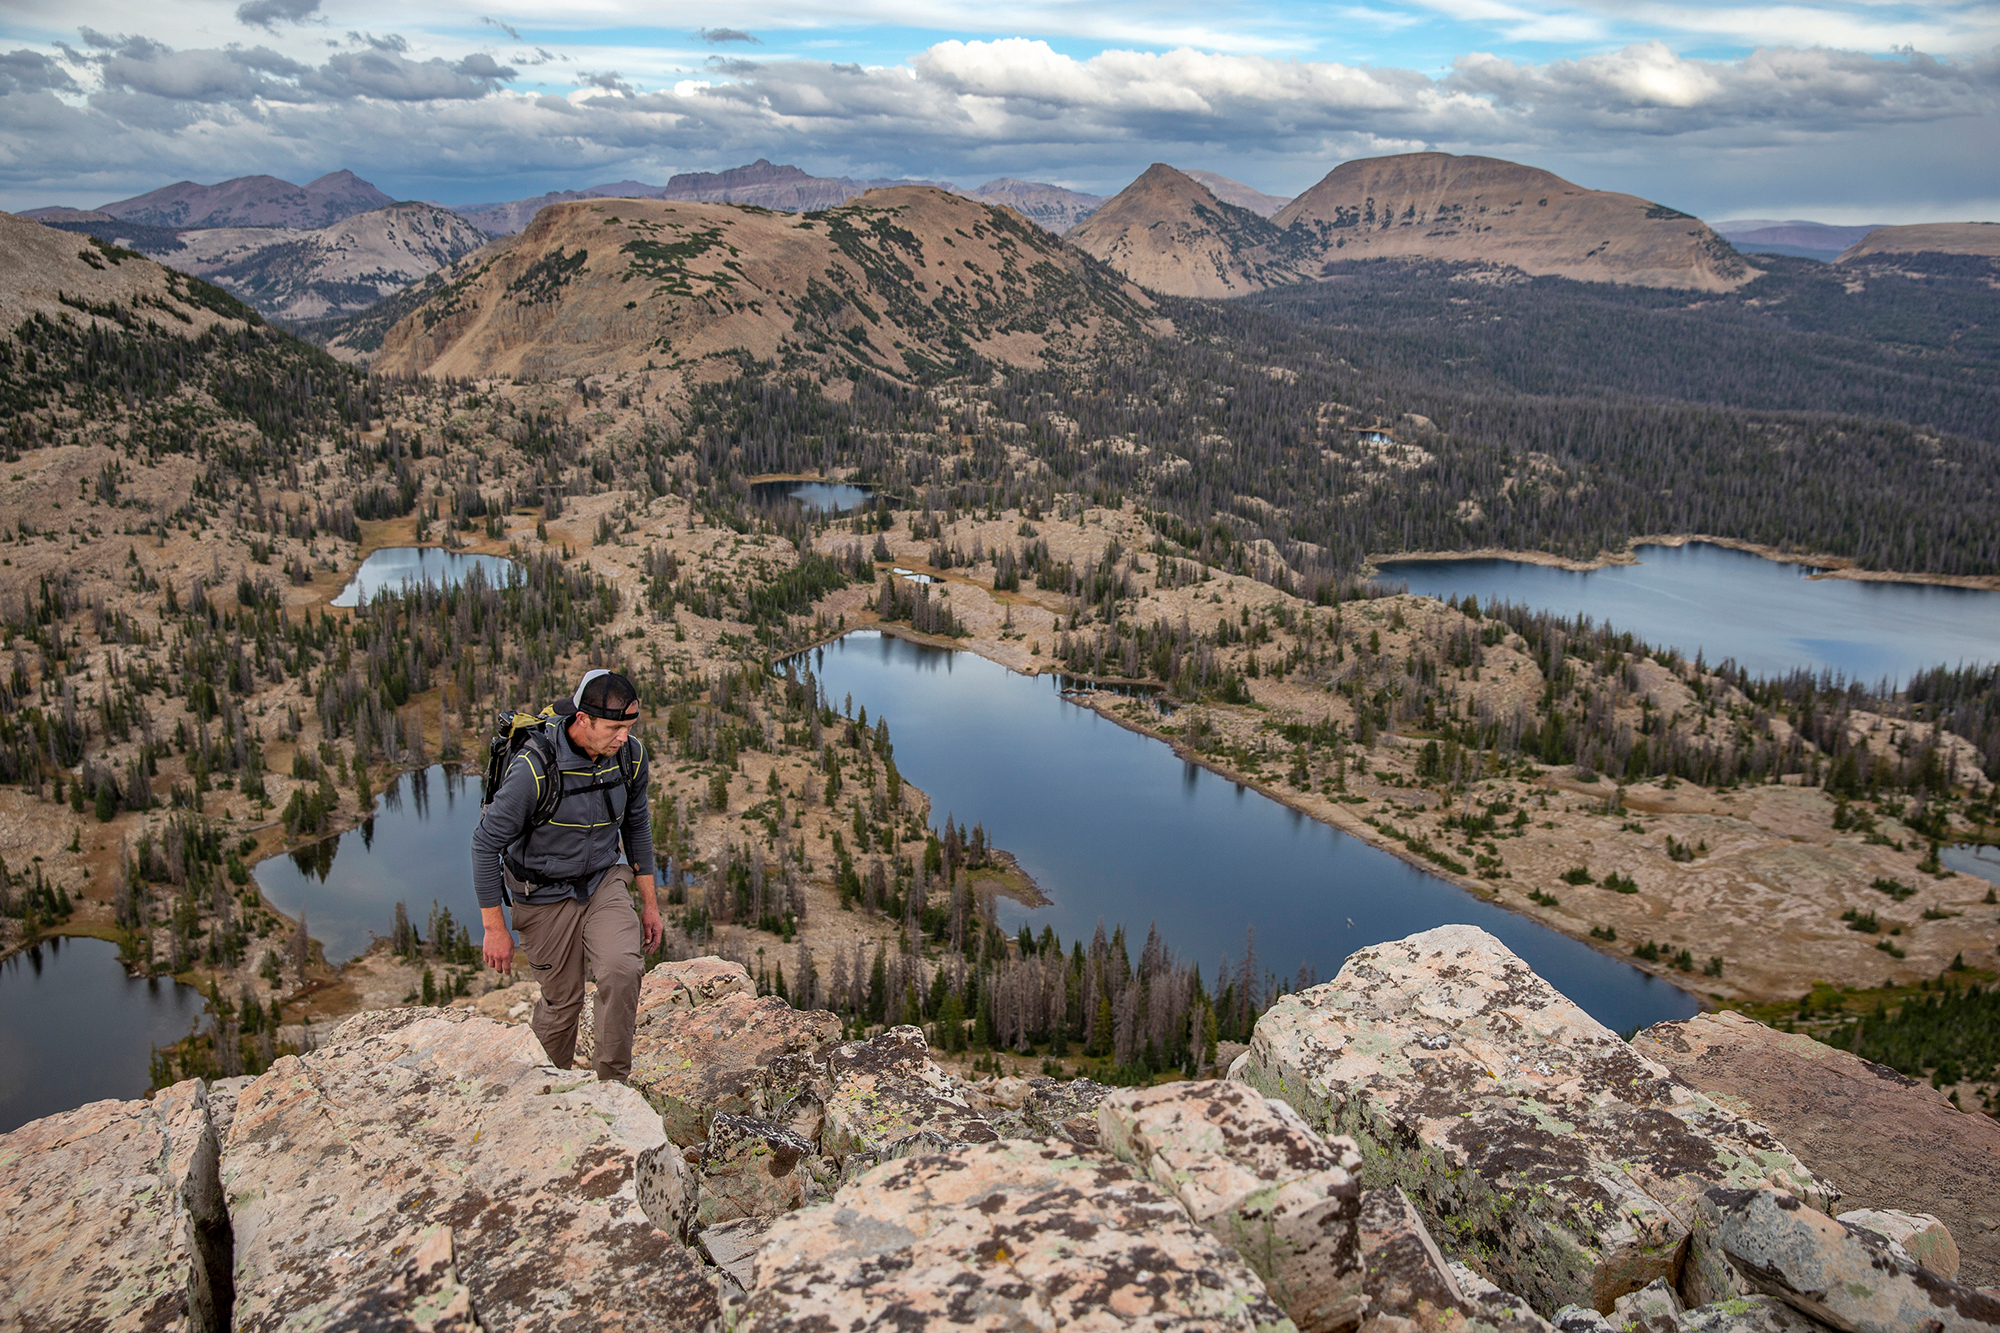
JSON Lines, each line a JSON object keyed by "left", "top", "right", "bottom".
{"left": 510, "top": 864, "right": 644, "bottom": 1080}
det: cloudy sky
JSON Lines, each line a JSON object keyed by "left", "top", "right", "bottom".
{"left": 2, "top": 0, "right": 1995, "bottom": 222}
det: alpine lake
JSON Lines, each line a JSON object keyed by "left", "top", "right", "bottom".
{"left": 24, "top": 538, "right": 2000, "bottom": 1123}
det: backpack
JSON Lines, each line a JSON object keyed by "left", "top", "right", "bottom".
{"left": 481, "top": 702, "right": 644, "bottom": 857}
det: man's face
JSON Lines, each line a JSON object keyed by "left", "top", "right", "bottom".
{"left": 570, "top": 705, "right": 639, "bottom": 759}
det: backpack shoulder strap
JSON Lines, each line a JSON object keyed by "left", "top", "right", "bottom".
{"left": 520, "top": 727, "right": 564, "bottom": 832}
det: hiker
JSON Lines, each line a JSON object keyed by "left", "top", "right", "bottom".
{"left": 472, "top": 669, "right": 663, "bottom": 1080}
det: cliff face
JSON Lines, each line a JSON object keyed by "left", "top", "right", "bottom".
{"left": 155, "top": 203, "right": 493, "bottom": 321}
{"left": 4, "top": 931, "right": 1994, "bottom": 1331}
{"left": 1276, "top": 152, "right": 1755, "bottom": 291}
{"left": 371, "top": 188, "right": 1162, "bottom": 382}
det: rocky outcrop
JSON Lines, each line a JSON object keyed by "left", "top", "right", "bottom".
{"left": 819, "top": 1024, "right": 1000, "bottom": 1165}
{"left": 1633, "top": 1008, "right": 2000, "bottom": 1288}
{"left": 628, "top": 977, "right": 842, "bottom": 1145}
{"left": 740, "top": 1138, "right": 1302, "bottom": 1331}
{"left": 1099, "top": 1080, "right": 1366, "bottom": 1332}
{"left": 1235, "top": 925, "right": 1831, "bottom": 1316}
{"left": 7, "top": 942, "right": 1993, "bottom": 1332}
{"left": 1834, "top": 222, "right": 2000, "bottom": 263}
{"left": 0, "top": 1077, "right": 222, "bottom": 1330}
{"left": 222, "top": 1006, "right": 720, "bottom": 1331}
{"left": 1700, "top": 1186, "right": 2000, "bottom": 1333}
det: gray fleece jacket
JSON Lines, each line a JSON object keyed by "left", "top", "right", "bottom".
{"left": 470, "top": 719, "right": 656, "bottom": 908}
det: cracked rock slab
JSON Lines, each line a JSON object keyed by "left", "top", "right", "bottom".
{"left": 1357, "top": 1186, "right": 1552, "bottom": 1332}
{"left": 1100, "top": 1080, "right": 1366, "bottom": 1332}
{"left": 1699, "top": 1186, "right": 2000, "bottom": 1333}
{"left": 223, "top": 1006, "right": 720, "bottom": 1332}
{"left": 628, "top": 989, "right": 841, "bottom": 1146}
{"left": 1237, "top": 926, "right": 1831, "bottom": 1317}
{"left": 1834, "top": 1209, "right": 1958, "bottom": 1281}
{"left": 1026, "top": 1076, "right": 1115, "bottom": 1148}
{"left": 0, "top": 1077, "right": 217, "bottom": 1332}
{"left": 741, "top": 1137, "right": 1302, "bottom": 1331}
{"left": 819, "top": 1025, "right": 1000, "bottom": 1165}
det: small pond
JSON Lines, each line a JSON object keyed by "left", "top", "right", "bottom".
{"left": 1378, "top": 542, "right": 2000, "bottom": 683}
{"left": 331, "top": 547, "right": 521, "bottom": 608}
{"left": 254, "top": 766, "right": 484, "bottom": 964}
{"left": 0, "top": 936, "right": 206, "bottom": 1133}
{"left": 748, "top": 480, "right": 874, "bottom": 514}
{"left": 1942, "top": 843, "right": 2000, "bottom": 888}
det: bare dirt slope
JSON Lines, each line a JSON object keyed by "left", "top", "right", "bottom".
{"left": 0, "top": 211, "right": 255, "bottom": 333}
{"left": 372, "top": 188, "right": 1162, "bottom": 382}
{"left": 1066, "top": 164, "right": 1309, "bottom": 299}
{"left": 1837, "top": 221, "right": 2000, "bottom": 262}
{"left": 1182, "top": 170, "right": 1291, "bottom": 218}
{"left": 164, "top": 203, "right": 490, "bottom": 320}
{"left": 1276, "top": 152, "right": 1756, "bottom": 291}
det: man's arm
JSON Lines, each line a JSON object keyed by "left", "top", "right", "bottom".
{"left": 620, "top": 746, "right": 663, "bottom": 951}
{"left": 471, "top": 751, "right": 542, "bottom": 971}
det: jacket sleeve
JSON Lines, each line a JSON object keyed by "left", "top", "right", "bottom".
{"left": 470, "top": 749, "right": 544, "bottom": 909}
{"left": 620, "top": 740, "right": 658, "bottom": 880}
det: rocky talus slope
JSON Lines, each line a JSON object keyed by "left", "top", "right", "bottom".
{"left": 370, "top": 187, "right": 1160, "bottom": 382}
{"left": 6, "top": 930, "right": 1997, "bottom": 1331}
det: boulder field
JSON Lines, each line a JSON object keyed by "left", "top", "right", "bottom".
{"left": 5, "top": 925, "right": 1996, "bottom": 1332}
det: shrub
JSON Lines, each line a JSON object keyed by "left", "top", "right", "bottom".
{"left": 1561, "top": 866, "right": 1594, "bottom": 885}
{"left": 1841, "top": 908, "right": 1880, "bottom": 933}
{"left": 1601, "top": 871, "right": 1639, "bottom": 894}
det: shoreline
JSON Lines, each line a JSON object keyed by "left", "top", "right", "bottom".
{"left": 1369, "top": 535, "right": 2000, "bottom": 592}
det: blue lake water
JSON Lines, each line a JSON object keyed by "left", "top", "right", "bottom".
{"left": 748, "top": 480, "right": 874, "bottom": 513}
{"left": 803, "top": 632, "right": 1699, "bottom": 1033}
{"left": 0, "top": 936, "right": 206, "bottom": 1133}
{"left": 1378, "top": 542, "right": 2000, "bottom": 683}
{"left": 254, "top": 766, "right": 482, "bottom": 964}
{"left": 331, "top": 547, "right": 521, "bottom": 608}
{"left": 1942, "top": 843, "right": 2000, "bottom": 888}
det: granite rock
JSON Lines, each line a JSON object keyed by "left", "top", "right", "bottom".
{"left": 1356, "top": 1186, "right": 1552, "bottom": 1332}
{"left": 1026, "top": 1075, "right": 1115, "bottom": 1148}
{"left": 1700, "top": 1185, "right": 2000, "bottom": 1333}
{"left": 636, "top": 1137, "right": 700, "bottom": 1243}
{"left": 741, "top": 1137, "right": 1302, "bottom": 1331}
{"left": 699, "top": 1214, "right": 774, "bottom": 1292}
{"left": 1669, "top": 1296, "right": 1833, "bottom": 1331}
{"left": 1609, "top": 1277, "right": 1681, "bottom": 1330}
{"left": 818, "top": 1024, "right": 1000, "bottom": 1164}
{"left": 223, "top": 1006, "right": 721, "bottom": 1331}
{"left": 0, "top": 1077, "right": 218, "bottom": 1331}
{"left": 1238, "top": 926, "right": 1831, "bottom": 1316}
{"left": 315, "top": 1223, "right": 483, "bottom": 1332}
{"left": 1634, "top": 1008, "right": 2000, "bottom": 1288}
{"left": 1100, "top": 1080, "right": 1366, "bottom": 1332}
{"left": 628, "top": 988, "right": 841, "bottom": 1146}
{"left": 1836, "top": 1208, "right": 1959, "bottom": 1279}
{"left": 692, "top": 1113, "right": 831, "bottom": 1226}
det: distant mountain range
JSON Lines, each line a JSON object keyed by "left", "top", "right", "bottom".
{"left": 1070, "top": 156, "right": 1756, "bottom": 294}
{"left": 41, "top": 203, "right": 488, "bottom": 321}
{"left": 1710, "top": 219, "right": 1887, "bottom": 262}
{"left": 24, "top": 170, "right": 393, "bottom": 230}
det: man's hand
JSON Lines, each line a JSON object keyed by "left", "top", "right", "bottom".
{"left": 481, "top": 905, "right": 514, "bottom": 974}
{"left": 637, "top": 874, "right": 663, "bottom": 952}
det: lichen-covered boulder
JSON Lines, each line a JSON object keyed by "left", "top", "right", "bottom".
{"left": 1698, "top": 1186, "right": 2000, "bottom": 1333}
{"left": 1836, "top": 1209, "right": 1958, "bottom": 1280}
{"left": 693, "top": 1113, "right": 831, "bottom": 1226}
{"left": 1635, "top": 1008, "right": 2000, "bottom": 1289}
{"left": 314, "top": 1223, "right": 482, "bottom": 1332}
{"left": 1609, "top": 1277, "right": 1681, "bottom": 1329}
{"left": 700, "top": 1214, "right": 774, "bottom": 1293}
{"left": 637, "top": 1138, "right": 699, "bottom": 1244}
{"left": 1099, "top": 1080, "right": 1366, "bottom": 1333}
{"left": 223, "top": 1007, "right": 721, "bottom": 1332}
{"left": 1237, "top": 926, "right": 1831, "bottom": 1317}
{"left": 628, "top": 989, "right": 841, "bottom": 1146}
{"left": 1356, "top": 1186, "right": 1552, "bottom": 1332}
{"left": 741, "top": 1138, "right": 1302, "bottom": 1331}
{"left": 0, "top": 1078, "right": 220, "bottom": 1331}
{"left": 1026, "top": 1075, "right": 1115, "bottom": 1148}
{"left": 1669, "top": 1295, "right": 1833, "bottom": 1331}
{"left": 818, "top": 1025, "right": 1000, "bottom": 1164}
{"left": 639, "top": 955, "right": 758, "bottom": 1019}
